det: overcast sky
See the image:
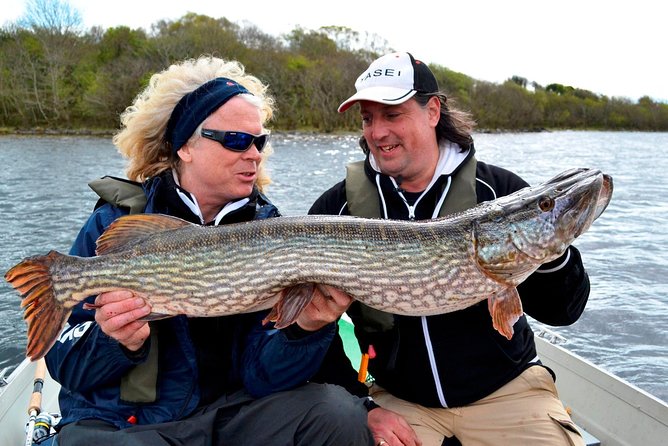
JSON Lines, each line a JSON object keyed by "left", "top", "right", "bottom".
{"left": 3, "top": 0, "right": 666, "bottom": 102}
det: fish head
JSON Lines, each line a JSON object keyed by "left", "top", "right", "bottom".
{"left": 474, "top": 168, "right": 613, "bottom": 284}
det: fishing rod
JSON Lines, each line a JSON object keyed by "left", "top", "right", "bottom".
{"left": 24, "top": 358, "right": 46, "bottom": 446}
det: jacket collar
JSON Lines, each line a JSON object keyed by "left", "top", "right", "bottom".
{"left": 143, "top": 171, "right": 264, "bottom": 225}
{"left": 366, "top": 141, "right": 475, "bottom": 189}
{"left": 362, "top": 142, "right": 477, "bottom": 220}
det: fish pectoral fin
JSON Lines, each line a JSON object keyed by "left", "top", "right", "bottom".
{"left": 487, "top": 288, "right": 523, "bottom": 340}
{"left": 96, "top": 214, "right": 193, "bottom": 255}
{"left": 139, "top": 312, "right": 173, "bottom": 321}
{"left": 263, "top": 283, "right": 316, "bottom": 329}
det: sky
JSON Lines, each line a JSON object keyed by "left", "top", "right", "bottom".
{"left": 2, "top": 0, "right": 666, "bottom": 102}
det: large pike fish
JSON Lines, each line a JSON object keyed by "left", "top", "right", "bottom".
{"left": 6, "top": 168, "right": 613, "bottom": 360}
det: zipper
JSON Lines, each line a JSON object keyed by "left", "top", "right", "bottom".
{"left": 390, "top": 177, "right": 421, "bottom": 220}
{"left": 423, "top": 178, "right": 452, "bottom": 407}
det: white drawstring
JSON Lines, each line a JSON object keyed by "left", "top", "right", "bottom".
{"left": 173, "top": 169, "right": 249, "bottom": 225}
{"left": 375, "top": 173, "right": 390, "bottom": 219}
{"left": 432, "top": 177, "right": 452, "bottom": 219}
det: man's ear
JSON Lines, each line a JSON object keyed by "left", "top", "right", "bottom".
{"left": 427, "top": 96, "right": 441, "bottom": 126}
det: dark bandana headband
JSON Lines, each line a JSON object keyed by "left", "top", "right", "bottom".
{"left": 165, "top": 77, "right": 251, "bottom": 152}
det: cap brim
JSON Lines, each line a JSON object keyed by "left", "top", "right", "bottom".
{"left": 337, "top": 87, "right": 418, "bottom": 113}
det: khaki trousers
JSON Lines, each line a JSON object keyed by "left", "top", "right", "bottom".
{"left": 370, "top": 366, "right": 584, "bottom": 446}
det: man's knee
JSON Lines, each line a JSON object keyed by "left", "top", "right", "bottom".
{"left": 304, "top": 384, "right": 366, "bottom": 422}
{"left": 297, "top": 384, "right": 371, "bottom": 443}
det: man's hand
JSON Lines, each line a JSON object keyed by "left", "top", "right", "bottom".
{"left": 92, "top": 290, "right": 152, "bottom": 351}
{"left": 369, "top": 407, "right": 422, "bottom": 446}
{"left": 296, "top": 285, "right": 353, "bottom": 332}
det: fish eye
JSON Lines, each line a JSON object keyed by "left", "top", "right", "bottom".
{"left": 538, "top": 196, "right": 555, "bottom": 212}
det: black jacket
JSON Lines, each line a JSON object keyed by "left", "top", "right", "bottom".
{"left": 308, "top": 150, "right": 590, "bottom": 408}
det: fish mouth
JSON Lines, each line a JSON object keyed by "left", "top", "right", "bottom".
{"left": 560, "top": 169, "right": 613, "bottom": 239}
{"left": 543, "top": 168, "right": 613, "bottom": 215}
{"left": 504, "top": 168, "right": 613, "bottom": 262}
{"left": 594, "top": 173, "right": 614, "bottom": 219}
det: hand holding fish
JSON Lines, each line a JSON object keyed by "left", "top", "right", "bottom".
{"left": 91, "top": 290, "right": 151, "bottom": 352}
{"left": 296, "top": 285, "right": 353, "bottom": 332}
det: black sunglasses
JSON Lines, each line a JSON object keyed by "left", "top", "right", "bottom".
{"left": 200, "top": 129, "right": 270, "bottom": 152}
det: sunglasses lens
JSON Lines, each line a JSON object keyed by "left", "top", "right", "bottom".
{"left": 202, "top": 129, "right": 268, "bottom": 153}
{"left": 254, "top": 135, "right": 268, "bottom": 152}
{"left": 223, "top": 132, "right": 254, "bottom": 152}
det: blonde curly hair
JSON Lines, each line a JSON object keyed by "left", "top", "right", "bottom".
{"left": 113, "top": 55, "right": 275, "bottom": 192}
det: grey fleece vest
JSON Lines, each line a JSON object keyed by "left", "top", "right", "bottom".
{"left": 343, "top": 156, "right": 478, "bottom": 332}
{"left": 89, "top": 177, "right": 158, "bottom": 403}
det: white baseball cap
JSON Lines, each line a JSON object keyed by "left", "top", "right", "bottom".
{"left": 338, "top": 52, "right": 439, "bottom": 113}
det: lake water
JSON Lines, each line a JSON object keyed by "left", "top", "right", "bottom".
{"left": 1, "top": 131, "right": 666, "bottom": 403}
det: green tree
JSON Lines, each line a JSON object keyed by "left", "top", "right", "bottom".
{"left": 83, "top": 26, "right": 156, "bottom": 127}
{"left": 510, "top": 75, "right": 528, "bottom": 89}
{"left": 151, "top": 13, "right": 247, "bottom": 65}
{"left": 10, "top": 0, "right": 87, "bottom": 126}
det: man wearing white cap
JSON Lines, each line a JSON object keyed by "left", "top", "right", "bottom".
{"left": 309, "top": 52, "right": 589, "bottom": 446}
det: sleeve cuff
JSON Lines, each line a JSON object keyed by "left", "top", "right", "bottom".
{"left": 363, "top": 396, "right": 381, "bottom": 412}
{"left": 537, "top": 247, "right": 571, "bottom": 273}
{"left": 120, "top": 338, "right": 150, "bottom": 363}
{"left": 282, "top": 321, "right": 336, "bottom": 340}
{"left": 282, "top": 323, "right": 314, "bottom": 340}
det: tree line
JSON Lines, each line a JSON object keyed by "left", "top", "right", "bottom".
{"left": 1, "top": 1, "right": 667, "bottom": 134}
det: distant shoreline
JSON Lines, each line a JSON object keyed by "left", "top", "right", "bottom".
{"left": 0, "top": 128, "right": 115, "bottom": 137}
{"left": 3, "top": 127, "right": 663, "bottom": 139}
{"left": 0, "top": 127, "right": 553, "bottom": 138}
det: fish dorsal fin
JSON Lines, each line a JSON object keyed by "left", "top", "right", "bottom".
{"left": 96, "top": 214, "right": 192, "bottom": 255}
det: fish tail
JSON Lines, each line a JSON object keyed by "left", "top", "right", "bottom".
{"left": 488, "top": 288, "right": 524, "bottom": 340}
{"left": 263, "top": 283, "right": 316, "bottom": 329}
{"left": 4, "top": 251, "right": 72, "bottom": 361}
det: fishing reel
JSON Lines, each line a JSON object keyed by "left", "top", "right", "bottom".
{"left": 27, "top": 412, "right": 61, "bottom": 444}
